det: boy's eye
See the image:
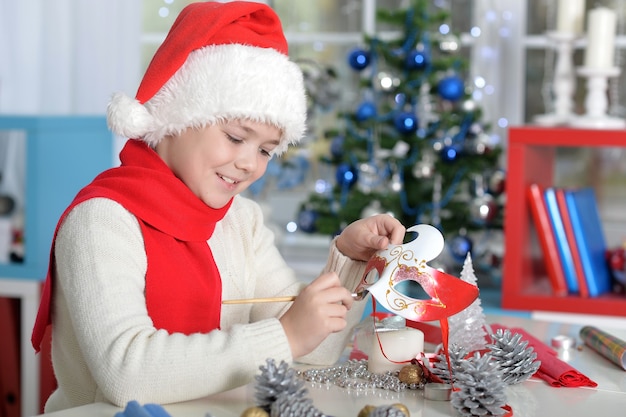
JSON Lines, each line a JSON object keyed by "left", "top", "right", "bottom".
{"left": 226, "top": 134, "right": 242, "bottom": 144}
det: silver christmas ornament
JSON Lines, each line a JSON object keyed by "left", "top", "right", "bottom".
{"left": 462, "top": 98, "right": 477, "bottom": 113}
{"left": 417, "top": 82, "right": 437, "bottom": 127}
{"left": 488, "top": 170, "right": 506, "bottom": 196}
{"left": 357, "top": 162, "right": 386, "bottom": 194}
{"left": 469, "top": 194, "right": 498, "bottom": 225}
{"left": 375, "top": 71, "right": 400, "bottom": 92}
{"left": 412, "top": 152, "right": 435, "bottom": 179}
{"left": 390, "top": 171, "right": 403, "bottom": 193}
{"left": 438, "top": 33, "right": 460, "bottom": 54}
{"left": 392, "top": 140, "right": 410, "bottom": 158}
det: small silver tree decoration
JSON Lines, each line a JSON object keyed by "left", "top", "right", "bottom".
{"left": 448, "top": 253, "right": 488, "bottom": 352}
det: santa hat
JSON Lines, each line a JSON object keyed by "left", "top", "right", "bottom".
{"left": 106, "top": 1, "right": 306, "bottom": 155}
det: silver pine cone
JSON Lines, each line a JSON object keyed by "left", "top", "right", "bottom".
{"left": 451, "top": 352, "right": 507, "bottom": 417}
{"left": 487, "top": 329, "right": 541, "bottom": 384}
{"left": 428, "top": 343, "right": 469, "bottom": 384}
{"left": 255, "top": 359, "right": 309, "bottom": 412}
{"left": 270, "top": 392, "right": 326, "bottom": 417}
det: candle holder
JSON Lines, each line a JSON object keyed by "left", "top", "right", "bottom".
{"left": 570, "top": 66, "right": 626, "bottom": 129}
{"left": 534, "top": 32, "right": 579, "bottom": 126}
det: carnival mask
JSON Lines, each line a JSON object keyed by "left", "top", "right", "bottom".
{"left": 355, "top": 224, "right": 479, "bottom": 323}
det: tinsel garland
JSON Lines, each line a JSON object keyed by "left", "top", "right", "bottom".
{"left": 253, "top": 359, "right": 411, "bottom": 417}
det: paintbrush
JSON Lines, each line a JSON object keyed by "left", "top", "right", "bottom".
{"left": 222, "top": 290, "right": 366, "bottom": 304}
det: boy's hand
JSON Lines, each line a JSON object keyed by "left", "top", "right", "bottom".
{"left": 279, "top": 272, "right": 353, "bottom": 358}
{"left": 336, "top": 214, "right": 405, "bottom": 262}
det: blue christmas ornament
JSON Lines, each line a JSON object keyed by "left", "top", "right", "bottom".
{"left": 441, "top": 145, "right": 460, "bottom": 162}
{"left": 393, "top": 111, "right": 419, "bottom": 134}
{"left": 330, "top": 135, "right": 345, "bottom": 158}
{"left": 347, "top": 48, "right": 371, "bottom": 71}
{"left": 449, "top": 234, "right": 473, "bottom": 263}
{"left": 437, "top": 75, "right": 465, "bottom": 101}
{"left": 356, "top": 101, "right": 377, "bottom": 121}
{"left": 406, "top": 49, "right": 428, "bottom": 70}
{"left": 335, "top": 163, "right": 358, "bottom": 187}
{"left": 297, "top": 209, "right": 318, "bottom": 233}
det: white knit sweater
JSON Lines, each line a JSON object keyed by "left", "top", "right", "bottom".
{"left": 45, "top": 195, "right": 368, "bottom": 411}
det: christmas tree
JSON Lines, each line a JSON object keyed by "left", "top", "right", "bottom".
{"left": 448, "top": 254, "right": 488, "bottom": 352}
{"left": 296, "top": 0, "right": 505, "bottom": 271}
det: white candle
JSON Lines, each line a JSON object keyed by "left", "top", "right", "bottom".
{"left": 584, "top": 7, "right": 617, "bottom": 70}
{"left": 556, "top": 0, "right": 585, "bottom": 34}
{"left": 367, "top": 328, "right": 424, "bottom": 374}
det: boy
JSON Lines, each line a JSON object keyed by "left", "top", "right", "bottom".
{"left": 32, "top": 1, "right": 405, "bottom": 411}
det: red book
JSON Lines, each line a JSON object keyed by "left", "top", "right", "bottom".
{"left": 555, "top": 188, "right": 589, "bottom": 298}
{"left": 526, "top": 184, "right": 568, "bottom": 296}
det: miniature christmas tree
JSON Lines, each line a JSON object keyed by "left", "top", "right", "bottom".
{"left": 296, "top": 0, "right": 505, "bottom": 273}
{"left": 447, "top": 253, "right": 488, "bottom": 352}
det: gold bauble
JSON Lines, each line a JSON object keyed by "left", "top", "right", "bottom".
{"left": 358, "top": 403, "right": 410, "bottom": 417}
{"left": 392, "top": 403, "right": 410, "bottom": 416}
{"left": 358, "top": 405, "right": 376, "bottom": 417}
{"left": 240, "top": 406, "right": 269, "bottom": 417}
{"left": 398, "top": 364, "right": 423, "bottom": 385}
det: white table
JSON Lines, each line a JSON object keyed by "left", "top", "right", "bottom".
{"left": 35, "top": 314, "right": 626, "bottom": 417}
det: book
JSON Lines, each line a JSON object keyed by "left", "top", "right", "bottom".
{"left": 564, "top": 187, "right": 612, "bottom": 297}
{"left": 555, "top": 188, "right": 589, "bottom": 298}
{"left": 544, "top": 187, "right": 579, "bottom": 294}
{"left": 526, "top": 184, "right": 568, "bottom": 296}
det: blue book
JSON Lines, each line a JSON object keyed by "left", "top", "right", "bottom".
{"left": 564, "top": 188, "right": 612, "bottom": 297}
{"left": 544, "top": 187, "right": 579, "bottom": 293}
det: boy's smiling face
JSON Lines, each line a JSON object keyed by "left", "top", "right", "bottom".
{"left": 155, "top": 119, "right": 281, "bottom": 209}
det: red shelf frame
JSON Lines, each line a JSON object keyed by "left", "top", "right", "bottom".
{"left": 502, "top": 126, "right": 626, "bottom": 316}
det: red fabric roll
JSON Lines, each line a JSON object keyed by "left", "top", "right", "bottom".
{"left": 490, "top": 324, "right": 597, "bottom": 388}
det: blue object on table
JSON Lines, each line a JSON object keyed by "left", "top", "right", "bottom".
{"left": 115, "top": 401, "right": 172, "bottom": 417}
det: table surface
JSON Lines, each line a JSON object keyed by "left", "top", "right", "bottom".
{"left": 36, "top": 314, "right": 626, "bottom": 417}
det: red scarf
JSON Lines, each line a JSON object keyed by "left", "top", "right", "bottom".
{"left": 32, "top": 139, "right": 231, "bottom": 352}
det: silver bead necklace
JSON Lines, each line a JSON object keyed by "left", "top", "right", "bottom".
{"left": 298, "top": 359, "right": 423, "bottom": 392}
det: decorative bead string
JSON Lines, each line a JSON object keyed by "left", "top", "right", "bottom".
{"left": 297, "top": 359, "right": 423, "bottom": 392}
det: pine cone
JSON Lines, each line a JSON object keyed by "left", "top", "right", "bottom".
{"left": 254, "top": 359, "right": 309, "bottom": 411}
{"left": 270, "top": 392, "right": 326, "bottom": 417}
{"left": 450, "top": 352, "right": 507, "bottom": 417}
{"left": 427, "top": 343, "right": 469, "bottom": 383}
{"left": 487, "top": 329, "right": 540, "bottom": 384}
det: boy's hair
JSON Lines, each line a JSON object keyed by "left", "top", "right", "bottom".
{"left": 106, "top": 1, "right": 306, "bottom": 155}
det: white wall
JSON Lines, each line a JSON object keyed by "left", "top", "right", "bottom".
{"left": 0, "top": 0, "right": 141, "bottom": 116}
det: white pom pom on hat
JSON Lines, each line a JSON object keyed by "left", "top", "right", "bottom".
{"left": 106, "top": 1, "right": 307, "bottom": 155}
